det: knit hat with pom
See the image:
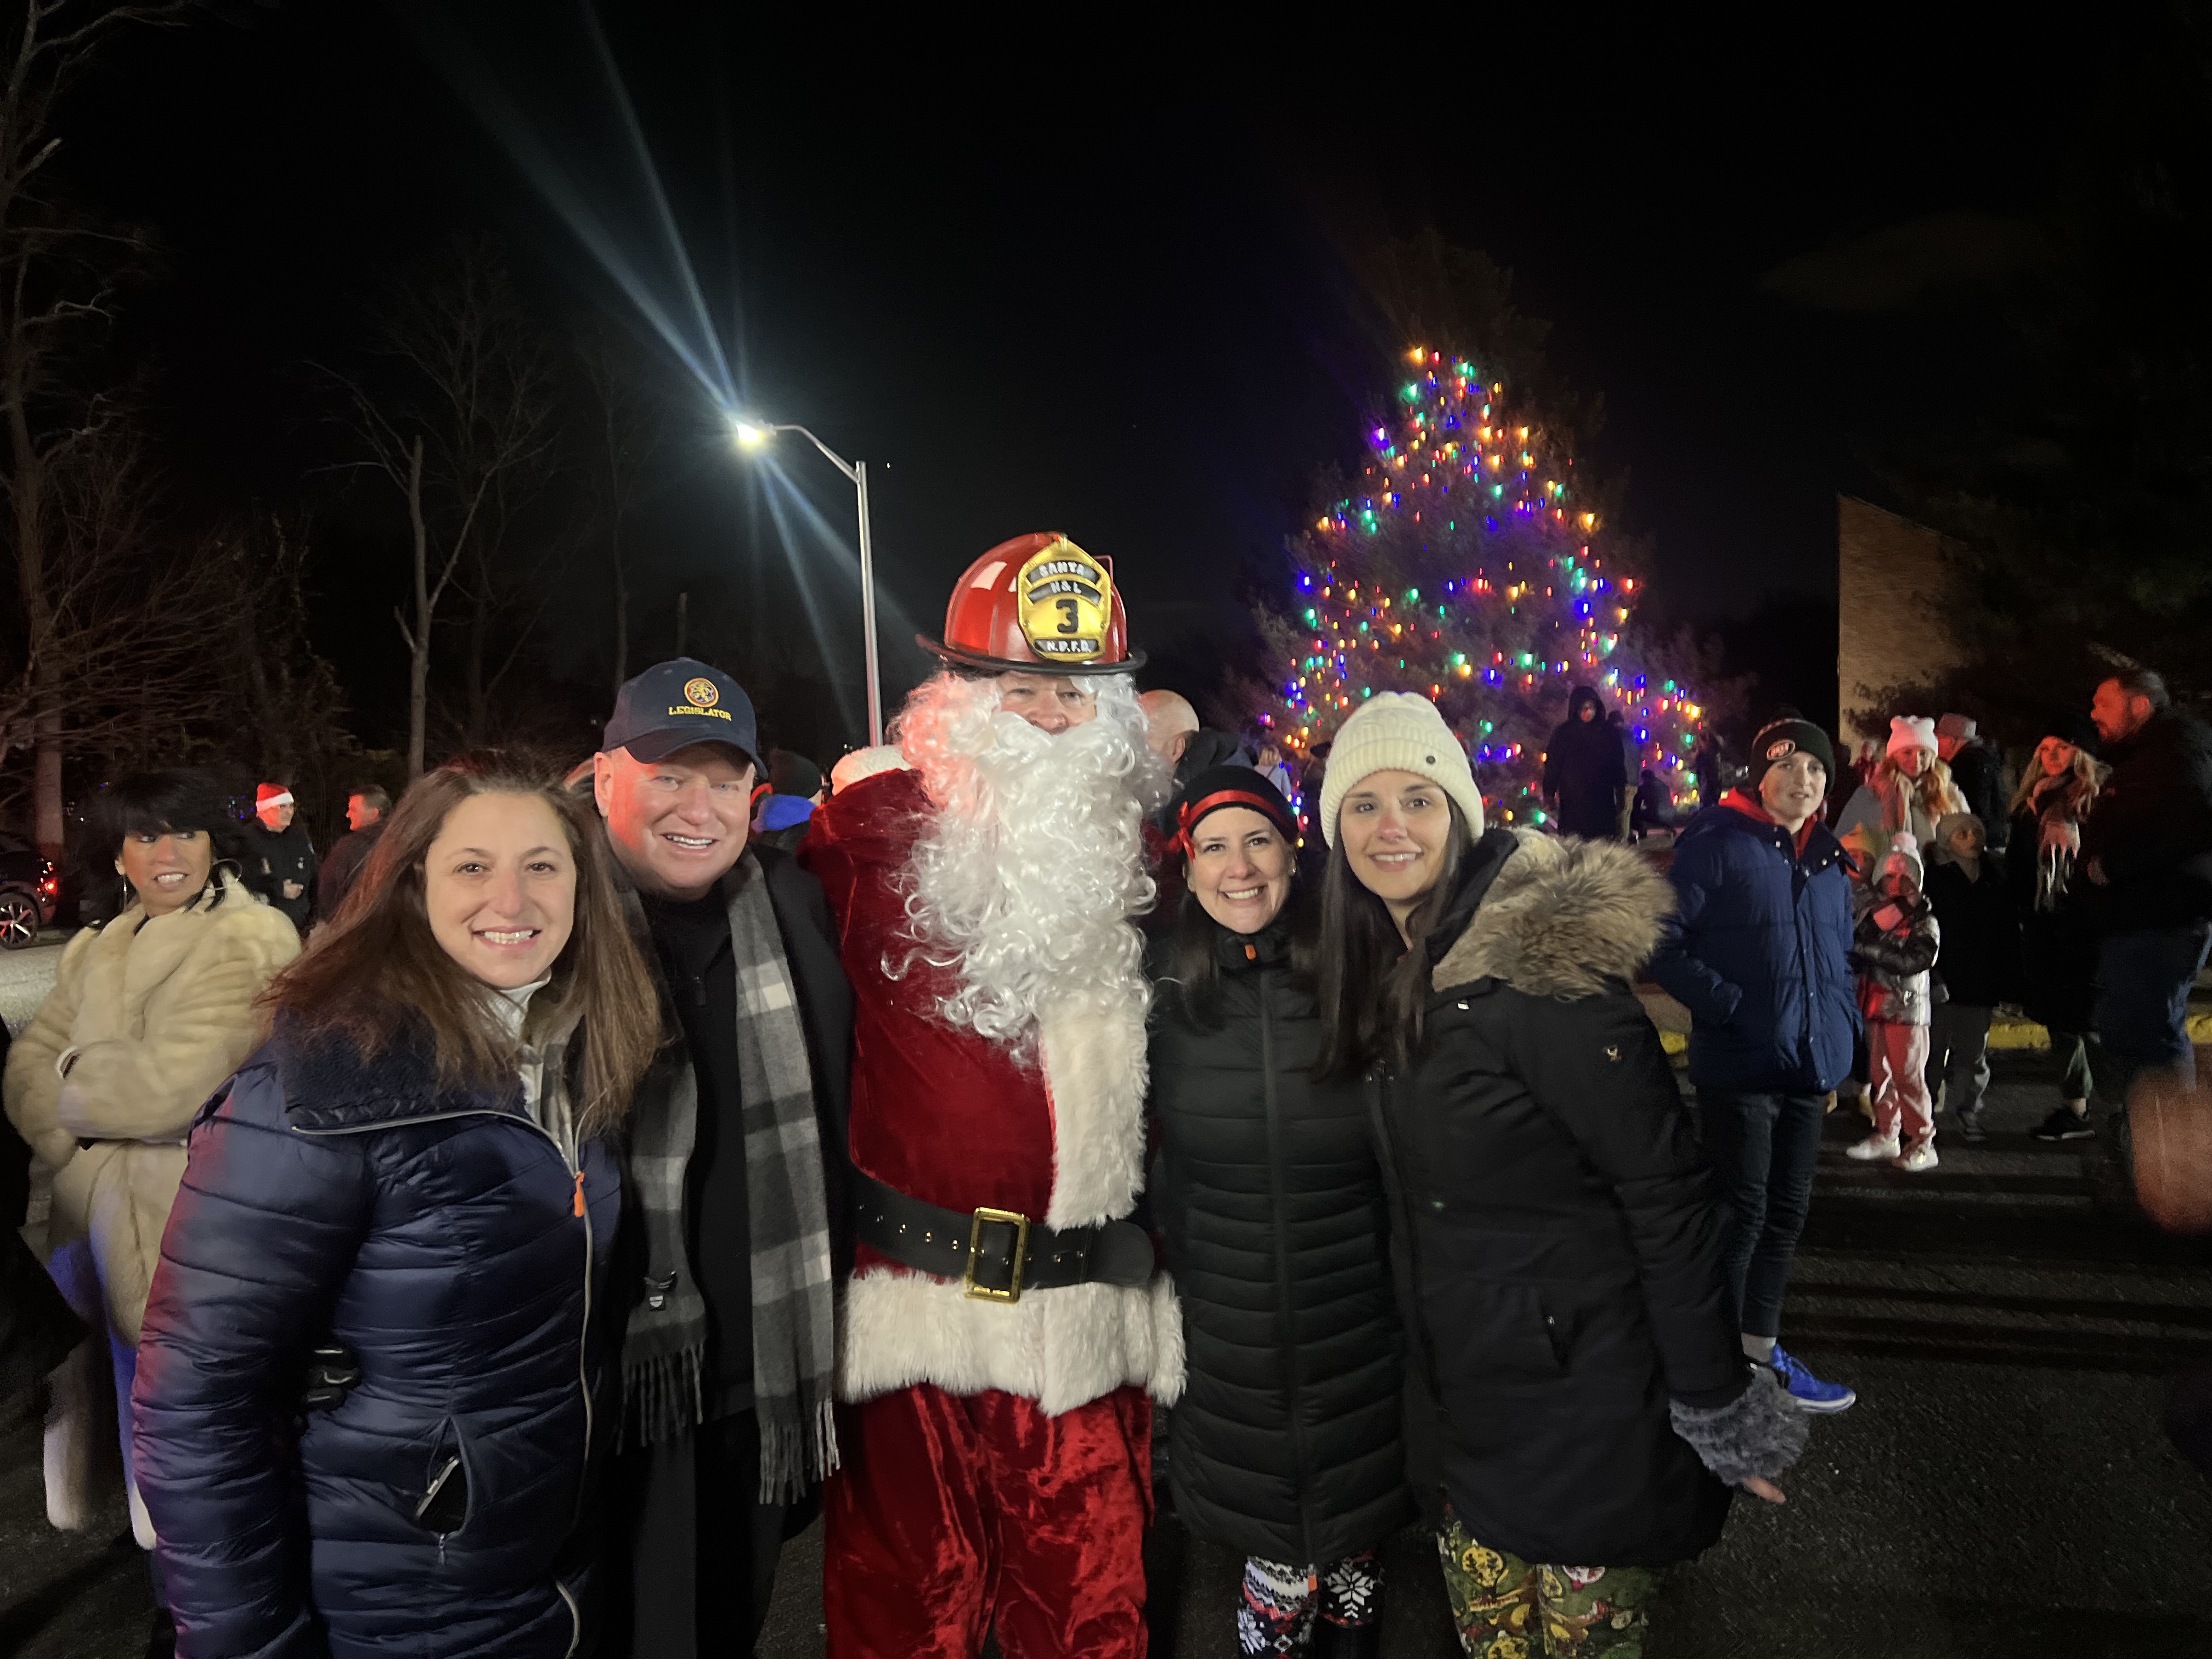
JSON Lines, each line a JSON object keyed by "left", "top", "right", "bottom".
{"left": 1318, "top": 692, "right": 1484, "bottom": 847}
{"left": 1880, "top": 830, "right": 1925, "bottom": 888}
{"left": 1887, "top": 715, "right": 1939, "bottom": 760}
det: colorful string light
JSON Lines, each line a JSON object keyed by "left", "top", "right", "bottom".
{"left": 1255, "top": 348, "right": 1711, "bottom": 825}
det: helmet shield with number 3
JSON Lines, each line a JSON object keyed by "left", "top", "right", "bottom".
{"left": 918, "top": 532, "right": 1144, "bottom": 676}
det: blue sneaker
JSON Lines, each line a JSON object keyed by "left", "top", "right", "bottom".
{"left": 1769, "top": 1344, "right": 1856, "bottom": 1413}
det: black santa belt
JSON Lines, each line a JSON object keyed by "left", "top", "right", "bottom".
{"left": 854, "top": 1172, "right": 1155, "bottom": 1305}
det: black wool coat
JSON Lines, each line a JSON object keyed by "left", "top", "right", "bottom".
{"left": 1148, "top": 918, "right": 1409, "bottom": 1567}
{"left": 1374, "top": 828, "right": 1748, "bottom": 1568}
{"left": 1924, "top": 855, "right": 2020, "bottom": 1008}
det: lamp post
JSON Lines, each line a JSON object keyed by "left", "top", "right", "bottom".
{"left": 733, "top": 417, "right": 883, "bottom": 746}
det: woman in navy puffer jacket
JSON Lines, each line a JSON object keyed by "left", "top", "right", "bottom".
{"left": 132, "top": 755, "right": 659, "bottom": 1658}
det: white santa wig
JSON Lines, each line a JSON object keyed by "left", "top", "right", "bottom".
{"left": 891, "top": 669, "right": 1170, "bottom": 1045}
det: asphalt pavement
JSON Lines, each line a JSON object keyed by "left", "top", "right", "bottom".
{"left": 7, "top": 1043, "right": 2212, "bottom": 1657}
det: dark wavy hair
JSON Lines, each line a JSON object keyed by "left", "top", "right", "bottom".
{"left": 1314, "top": 797, "right": 1474, "bottom": 1080}
{"left": 261, "top": 751, "right": 659, "bottom": 1141}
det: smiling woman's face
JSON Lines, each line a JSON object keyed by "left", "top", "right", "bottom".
{"left": 117, "top": 828, "right": 213, "bottom": 918}
{"left": 422, "top": 791, "right": 577, "bottom": 990}
{"left": 1187, "top": 806, "right": 1292, "bottom": 935}
{"left": 1336, "top": 769, "right": 1455, "bottom": 933}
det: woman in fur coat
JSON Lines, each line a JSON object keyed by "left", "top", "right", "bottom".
{"left": 1310, "top": 695, "right": 1805, "bottom": 1659}
{"left": 2, "top": 772, "right": 301, "bottom": 1620}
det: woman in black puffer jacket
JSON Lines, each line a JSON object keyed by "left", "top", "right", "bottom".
{"left": 1149, "top": 767, "right": 1406, "bottom": 1658}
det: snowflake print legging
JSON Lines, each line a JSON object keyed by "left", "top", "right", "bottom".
{"left": 1436, "top": 1507, "right": 1656, "bottom": 1656}
{"left": 1237, "top": 1550, "right": 1384, "bottom": 1655}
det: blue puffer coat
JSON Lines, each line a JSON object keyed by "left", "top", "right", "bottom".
{"left": 1650, "top": 797, "right": 1860, "bottom": 1096}
{"left": 132, "top": 1016, "right": 620, "bottom": 1659}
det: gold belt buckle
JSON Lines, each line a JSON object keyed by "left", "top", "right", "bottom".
{"left": 964, "top": 1207, "right": 1030, "bottom": 1304}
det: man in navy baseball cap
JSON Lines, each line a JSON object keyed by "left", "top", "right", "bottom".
{"left": 589, "top": 656, "right": 855, "bottom": 1651}
{"left": 600, "top": 656, "right": 760, "bottom": 768}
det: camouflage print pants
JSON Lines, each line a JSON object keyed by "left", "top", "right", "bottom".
{"left": 1436, "top": 1508, "right": 1656, "bottom": 1657}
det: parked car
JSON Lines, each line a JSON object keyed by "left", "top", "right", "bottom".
{"left": 0, "top": 832, "right": 59, "bottom": 949}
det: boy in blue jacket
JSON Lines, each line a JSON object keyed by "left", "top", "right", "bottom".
{"left": 1651, "top": 718, "right": 1862, "bottom": 1414}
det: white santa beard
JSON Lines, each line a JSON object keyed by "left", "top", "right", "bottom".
{"left": 894, "top": 672, "right": 1167, "bottom": 1045}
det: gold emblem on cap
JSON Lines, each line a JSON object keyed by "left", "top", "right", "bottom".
{"left": 1015, "top": 538, "right": 1111, "bottom": 663}
{"left": 684, "top": 677, "right": 719, "bottom": 709}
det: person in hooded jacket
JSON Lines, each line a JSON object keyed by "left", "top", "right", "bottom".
{"left": 1541, "top": 686, "right": 1628, "bottom": 840}
{"left": 1147, "top": 766, "right": 1404, "bottom": 1658}
{"left": 1649, "top": 719, "right": 1860, "bottom": 1414}
{"left": 1314, "top": 694, "right": 1805, "bottom": 1658}
{"left": 4, "top": 770, "right": 302, "bottom": 1654}
{"left": 130, "top": 754, "right": 660, "bottom": 1659}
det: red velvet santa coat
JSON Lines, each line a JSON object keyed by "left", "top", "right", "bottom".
{"left": 802, "top": 768, "right": 1184, "bottom": 1416}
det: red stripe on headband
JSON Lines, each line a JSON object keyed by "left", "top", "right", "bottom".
{"left": 1169, "top": 789, "right": 1291, "bottom": 860}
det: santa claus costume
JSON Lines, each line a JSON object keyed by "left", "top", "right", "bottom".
{"left": 802, "top": 533, "right": 1184, "bottom": 1657}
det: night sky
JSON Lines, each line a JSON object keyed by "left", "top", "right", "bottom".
{"left": 61, "top": 7, "right": 2102, "bottom": 751}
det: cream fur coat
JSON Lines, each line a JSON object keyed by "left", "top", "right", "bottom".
{"left": 4, "top": 870, "right": 297, "bottom": 1532}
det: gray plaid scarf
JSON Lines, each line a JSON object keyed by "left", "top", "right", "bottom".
{"left": 620, "top": 850, "right": 839, "bottom": 1502}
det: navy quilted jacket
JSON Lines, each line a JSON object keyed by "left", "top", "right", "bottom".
{"left": 132, "top": 1017, "right": 620, "bottom": 1659}
{"left": 1649, "top": 798, "right": 1861, "bottom": 1096}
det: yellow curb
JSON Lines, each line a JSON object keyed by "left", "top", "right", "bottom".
{"left": 1660, "top": 1014, "right": 2212, "bottom": 1057}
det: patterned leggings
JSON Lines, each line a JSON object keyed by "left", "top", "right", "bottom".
{"left": 1237, "top": 1551, "right": 1383, "bottom": 1655}
{"left": 1436, "top": 1509, "right": 1655, "bottom": 1656}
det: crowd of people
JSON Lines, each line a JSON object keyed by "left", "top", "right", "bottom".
{"left": 1, "top": 531, "right": 2208, "bottom": 1659}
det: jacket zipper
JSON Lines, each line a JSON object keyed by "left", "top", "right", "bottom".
{"left": 1257, "top": 977, "right": 1317, "bottom": 1568}
{"left": 293, "top": 1106, "right": 596, "bottom": 1530}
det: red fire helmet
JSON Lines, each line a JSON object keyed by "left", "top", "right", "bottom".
{"left": 918, "top": 532, "right": 1144, "bottom": 676}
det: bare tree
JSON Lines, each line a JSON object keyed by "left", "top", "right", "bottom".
{"left": 575, "top": 323, "right": 673, "bottom": 697}
{"left": 0, "top": 0, "right": 200, "bottom": 856}
{"left": 0, "top": 405, "right": 232, "bottom": 777}
{"left": 330, "top": 237, "right": 557, "bottom": 778}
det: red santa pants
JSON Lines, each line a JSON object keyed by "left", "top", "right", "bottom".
{"left": 823, "top": 1381, "right": 1153, "bottom": 1658}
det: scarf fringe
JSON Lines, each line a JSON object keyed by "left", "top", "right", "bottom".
{"left": 618, "top": 1345, "right": 704, "bottom": 1452}
{"left": 757, "top": 1391, "right": 842, "bottom": 1505}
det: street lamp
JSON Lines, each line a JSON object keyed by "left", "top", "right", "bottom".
{"left": 730, "top": 414, "right": 884, "bottom": 746}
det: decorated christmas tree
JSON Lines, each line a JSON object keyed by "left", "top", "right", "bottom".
{"left": 1246, "top": 348, "right": 1726, "bottom": 831}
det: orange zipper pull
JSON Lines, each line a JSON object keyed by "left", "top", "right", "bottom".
{"left": 572, "top": 1170, "right": 586, "bottom": 1218}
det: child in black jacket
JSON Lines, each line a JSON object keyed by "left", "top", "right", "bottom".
{"left": 1923, "top": 812, "right": 2021, "bottom": 1143}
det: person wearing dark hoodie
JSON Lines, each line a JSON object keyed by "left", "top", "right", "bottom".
{"left": 1541, "top": 685, "right": 1627, "bottom": 840}
{"left": 1650, "top": 718, "right": 1860, "bottom": 1414}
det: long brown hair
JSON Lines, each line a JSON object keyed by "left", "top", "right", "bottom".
{"left": 1315, "top": 797, "right": 1474, "bottom": 1081}
{"left": 2007, "top": 739, "right": 2106, "bottom": 821}
{"left": 262, "top": 751, "right": 659, "bottom": 1140}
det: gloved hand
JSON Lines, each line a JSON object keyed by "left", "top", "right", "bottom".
{"left": 302, "top": 1342, "right": 362, "bottom": 1412}
{"left": 1669, "top": 1364, "right": 1808, "bottom": 1492}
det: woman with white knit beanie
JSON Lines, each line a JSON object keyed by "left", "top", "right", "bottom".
{"left": 1310, "top": 693, "right": 1804, "bottom": 1658}
{"left": 1835, "top": 715, "right": 1967, "bottom": 884}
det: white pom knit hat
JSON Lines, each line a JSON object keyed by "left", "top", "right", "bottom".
{"left": 1887, "top": 715, "right": 1938, "bottom": 760}
{"left": 1318, "top": 692, "right": 1485, "bottom": 846}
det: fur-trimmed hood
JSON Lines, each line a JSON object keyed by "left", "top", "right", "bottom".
{"left": 1433, "top": 829, "right": 1674, "bottom": 998}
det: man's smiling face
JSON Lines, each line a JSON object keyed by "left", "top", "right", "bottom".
{"left": 594, "top": 741, "right": 755, "bottom": 900}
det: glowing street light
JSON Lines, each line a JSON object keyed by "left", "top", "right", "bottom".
{"left": 729, "top": 414, "right": 883, "bottom": 745}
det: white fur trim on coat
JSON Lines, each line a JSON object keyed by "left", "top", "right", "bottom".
{"left": 1036, "top": 993, "right": 1148, "bottom": 1229}
{"left": 840, "top": 1267, "right": 1186, "bottom": 1414}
